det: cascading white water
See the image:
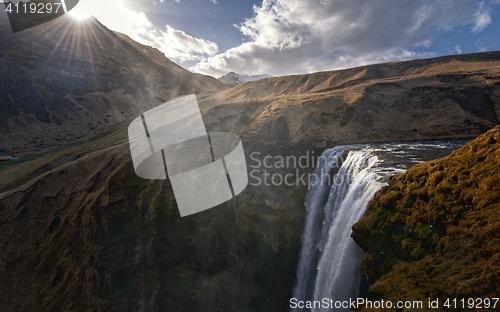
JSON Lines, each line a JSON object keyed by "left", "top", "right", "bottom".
{"left": 312, "top": 149, "right": 385, "bottom": 308}
{"left": 292, "top": 146, "right": 350, "bottom": 303}
{"left": 292, "top": 142, "right": 466, "bottom": 312}
{"left": 292, "top": 146, "right": 389, "bottom": 311}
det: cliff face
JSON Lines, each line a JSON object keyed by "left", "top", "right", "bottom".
{"left": 352, "top": 125, "right": 500, "bottom": 309}
{"left": 0, "top": 128, "right": 302, "bottom": 311}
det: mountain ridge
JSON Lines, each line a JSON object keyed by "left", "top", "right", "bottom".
{"left": 0, "top": 14, "right": 227, "bottom": 154}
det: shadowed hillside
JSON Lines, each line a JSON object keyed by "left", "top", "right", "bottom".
{"left": 0, "top": 13, "right": 227, "bottom": 154}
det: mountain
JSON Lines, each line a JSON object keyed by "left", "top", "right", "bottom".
{"left": 352, "top": 125, "right": 500, "bottom": 310}
{"left": 0, "top": 14, "right": 227, "bottom": 154}
{"left": 201, "top": 52, "right": 500, "bottom": 149}
{"left": 218, "top": 71, "right": 272, "bottom": 86}
{"left": 1, "top": 13, "right": 500, "bottom": 311}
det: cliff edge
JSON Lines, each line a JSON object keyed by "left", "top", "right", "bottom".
{"left": 352, "top": 125, "right": 500, "bottom": 310}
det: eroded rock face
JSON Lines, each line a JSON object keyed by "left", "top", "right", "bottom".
{"left": 0, "top": 137, "right": 303, "bottom": 311}
{"left": 352, "top": 125, "right": 500, "bottom": 309}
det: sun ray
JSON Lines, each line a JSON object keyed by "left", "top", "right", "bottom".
{"left": 33, "top": 17, "right": 75, "bottom": 80}
{"left": 69, "top": 1, "right": 93, "bottom": 20}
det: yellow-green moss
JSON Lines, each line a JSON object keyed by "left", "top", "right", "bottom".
{"left": 352, "top": 125, "right": 500, "bottom": 311}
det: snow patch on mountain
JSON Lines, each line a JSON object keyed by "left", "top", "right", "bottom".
{"left": 218, "top": 72, "right": 272, "bottom": 86}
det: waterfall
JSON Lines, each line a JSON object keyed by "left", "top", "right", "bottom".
{"left": 292, "top": 146, "right": 350, "bottom": 303}
{"left": 292, "top": 146, "right": 394, "bottom": 311}
{"left": 291, "top": 141, "right": 466, "bottom": 311}
{"left": 312, "top": 148, "right": 384, "bottom": 308}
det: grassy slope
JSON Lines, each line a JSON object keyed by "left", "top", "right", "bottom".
{"left": 0, "top": 121, "right": 129, "bottom": 193}
{"left": 352, "top": 125, "right": 500, "bottom": 311}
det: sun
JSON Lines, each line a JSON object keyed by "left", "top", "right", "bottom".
{"left": 69, "top": 1, "right": 93, "bottom": 20}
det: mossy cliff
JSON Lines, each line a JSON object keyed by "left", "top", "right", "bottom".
{"left": 352, "top": 125, "right": 500, "bottom": 310}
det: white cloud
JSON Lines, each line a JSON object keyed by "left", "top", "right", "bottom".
{"left": 135, "top": 24, "right": 219, "bottom": 62}
{"left": 475, "top": 38, "right": 493, "bottom": 52}
{"left": 192, "top": 0, "right": 497, "bottom": 77}
{"left": 472, "top": 11, "right": 492, "bottom": 32}
{"left": 210, "top": 0, "right": 218, "bottom": 4}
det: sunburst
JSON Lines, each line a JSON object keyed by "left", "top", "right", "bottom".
{"left": 69, "top": 0, "right": 93, "bottom": 21}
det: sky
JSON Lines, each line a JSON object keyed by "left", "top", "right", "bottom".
{"left": 69, "top": 0, "right": 500, "bottom": 78}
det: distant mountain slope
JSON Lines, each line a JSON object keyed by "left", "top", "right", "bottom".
{"left": 218, "top": 71, "right": 272, "bottom": 86}
{"left": 0, "top": 14, "right": 227, "bottom": 154}
{"left": 200, "top": 51, "right": 500, "bottom": 148}
{"left": 352, "top": 125, "right": 500, "bottom": 309}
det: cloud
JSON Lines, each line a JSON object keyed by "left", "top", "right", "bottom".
{"left": 475, "top": 38, "right": 493, "bottom": 52}
{"left": 210, "top": 0, "right": 218, "bottom": 4}
{"left": 80, "top": 0, "right": 218, "bottom": 62}
{"left": 136, "top": 25, "right": 219, "bottom": 62}
{"left": 472, "top": 7, "right": 492, "bottom": 33}
{"left": 192, "top": 0, "right": 497, "bottom": 77}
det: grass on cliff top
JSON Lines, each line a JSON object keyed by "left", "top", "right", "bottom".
{"left": 352, "top": 125, "right": 500, "bottom": 308}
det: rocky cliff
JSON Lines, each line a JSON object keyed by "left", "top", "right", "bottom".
{"left": 352, "top": 125, "right": 500, "bottom": 311}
